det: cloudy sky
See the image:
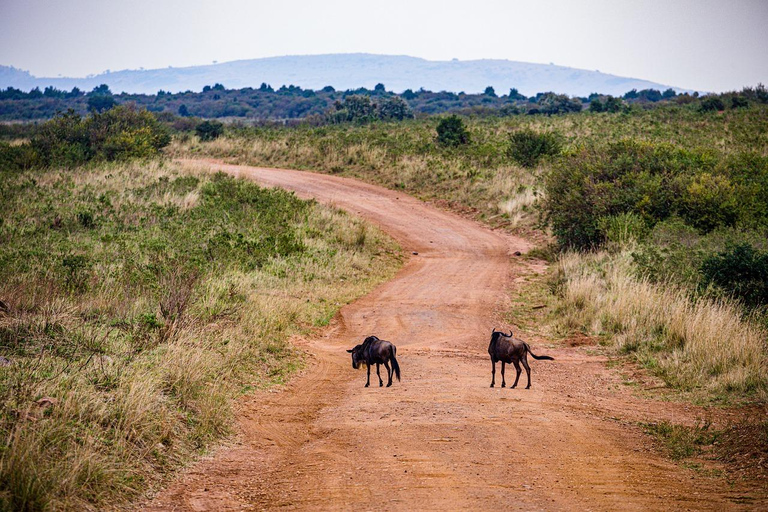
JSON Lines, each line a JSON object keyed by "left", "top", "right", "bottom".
{"left": 1, "top": 0, "right": 766, "bottom": 92}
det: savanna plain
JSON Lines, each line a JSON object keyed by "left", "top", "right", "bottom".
{"left": 1, "top": 91, "right": 767, "bottom": 510}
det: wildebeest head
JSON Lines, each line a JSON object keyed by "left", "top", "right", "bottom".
{"left": 346, "top": 344, "right": 363, "bottom": 369}
{"left": 490, "top": 327, "right": 513, "bottom": 344}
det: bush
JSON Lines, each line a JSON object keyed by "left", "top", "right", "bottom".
{"left": 377, "top": 96, "right": 414, "bottom": 121}
{"left": 0, "top": 142, "right": 39, "bottom": 173}
{"left": 543, "top": 140, "right": 715, "bottom": 249}
{"left": 701, "top": 243, "right": 768, "bottom": 308}
{"left": 195, "top": 120, "right": 224, "bottom": 141}
{"left": 30, "top": 106, "right": 170, "bottom": 167}
{"left": 507, "top": 129, "right": 562, "bottom": 168}
{"left": 700, "top": 96, "right": 725, "bottom": 112}
{"left": 436, "top": 115, "right": 470, "bottom": 147}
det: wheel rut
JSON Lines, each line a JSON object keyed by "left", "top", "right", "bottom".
{"left": 140, "top": 160, "right": 756, "bottom": 511}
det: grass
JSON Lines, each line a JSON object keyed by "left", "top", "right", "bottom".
{"left": 643, "top": 417, "right": 768, "bottom": 485}
{"left": 0, "top": 160, "right": 401, "bottom": 511}
{"left": 642, "top": 420, "right": 718, "bottom": 460}
{"left": 170, "top": 107, "right": 768, "bottom": 403}
{"left": 552, "top": 250, "right": 768, "bottom": 400}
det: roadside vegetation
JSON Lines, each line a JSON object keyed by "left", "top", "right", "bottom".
{"left": 2, "top": 86, "right": 767, "bottom": 508}
{"left": 0, "top": 110, "right": 400, "bottom": 511}
{"left": 164, "top": 99, "right": 768, "bottom": 404}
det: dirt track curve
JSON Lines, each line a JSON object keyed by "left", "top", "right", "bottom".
{"left": 141, "top": 161, "right": 758, "bottom": 511}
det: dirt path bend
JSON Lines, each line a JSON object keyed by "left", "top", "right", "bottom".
{"left": 142, "top": 161, "right": 754, "bottom": 511}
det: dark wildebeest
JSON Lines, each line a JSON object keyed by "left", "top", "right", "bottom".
{"left": 488, "top": 328, "right": 553, "bottom": 389}
{"left": 347, "top": 335, "right": 401, "bottom": 387}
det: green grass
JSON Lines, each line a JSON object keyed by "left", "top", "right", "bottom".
{"left": 642, "top": 420, "right": 718, "bottom": 460}
{"left": 0, "top": 160, "right": 401, "bottom": 511}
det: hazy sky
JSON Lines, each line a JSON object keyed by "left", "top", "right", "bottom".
{"left": 1, "top": 0, "right": 766, "bottom": 92}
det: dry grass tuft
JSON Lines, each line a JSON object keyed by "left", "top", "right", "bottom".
{"left": 554, "top": 250, "right": 768, "bottom": 399}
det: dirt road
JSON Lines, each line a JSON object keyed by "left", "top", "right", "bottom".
{"left": 142, "top": 161, "right": 756, "bottom": 511}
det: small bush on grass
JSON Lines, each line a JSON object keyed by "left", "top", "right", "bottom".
{"left": 507, "top": 129, "right": 562, "bottom": 168}
{"left": 29, "top": 106, "right": 170, "bottom": 167}
{"left": 436, "top": 115, "right": 470, "bottom": 147}
{"left": 195, "top": 120, "right": 225, "bottom": 141}
{"left": 701, "top": 243, "right": 768, "bottom": 309}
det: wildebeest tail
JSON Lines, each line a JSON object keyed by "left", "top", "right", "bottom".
{"left": 391, "top": 347, "right": 401, "bottom": 381}
{"left": 523, "top": 342, "right": 554, "bottom": 360}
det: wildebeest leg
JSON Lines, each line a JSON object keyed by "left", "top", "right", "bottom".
{"left": 512, "top": 360, "right": 522, "bottom": 388}
{"left": 522, "top": 355, "right": 532, "bottom": 389}
{"left": 366, "top": 364, "right": 371, "bottom": 387}
{"left": 376, "top": 363, "right": 383, "bottom": 387}
{"left": 501, "top": 361, "right": 506, "bottom": 388}
{"left": 490, "top": 359, "right": 496, "bottom": 387}
{"left": 384, "top": 360, "right": 392, "bottom": 387}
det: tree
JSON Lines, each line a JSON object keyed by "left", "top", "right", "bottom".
{"left": 484, "top": 86, "right": 497, "bottom": 97}
{"left": 90, "top": 84, "right": 112, "bottom": 96}
{"left": 508, "top": 88, "right": 526, "bottom": 101}
{"left": 374, "top": 83, "right": 386, "bottom": 93}
{"left": 330, "top": 95, "right": 377, "bottom": 123}
{"left": 537, "top": 92, "right": 582, "bottom": 115}
{"left": 699, "top": 96, "right": 725, "bottom": 112}
{"left": 662, "top": 88, "right": 677, "bottom": 99}
{"left": 604, "top": 96, "right": 623, "bottom": 113}
{"left": 178, "top": 104, "right": 190, "bottom": 117}
{"left": 43, "top": 86, "right": 64, "bottom": 98}
{"left": 589, "top": 99, "right": 604, "bottom": 112}
{"left": 259, "top": 82, "right": 274, "bottom": 92}
{"left": 195, "top": 120, "right": 224, "bottom": 141}
{"left": 87, "top": 94, "right": 117, "bottom": 113}
{"left": 731, "top": 95, "right": 749, "bottom": 109}
{"left": 623, "top": 89, "right": 639, "bottom": 100}
{"left": 436, "top": 115, "right": 470, "bottom": 147}
{"left": 377, "top": 96, "right": 414, "bottom": 121}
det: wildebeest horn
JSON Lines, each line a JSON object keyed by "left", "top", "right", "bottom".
{"left": 346, "top": 349, "right": 353, "bottom": 353}
{"left": 492, "top": 327, "right": 498, "bottom": 333}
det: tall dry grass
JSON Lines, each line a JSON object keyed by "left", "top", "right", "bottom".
{"left": 0, "top": 160, "right": 401, "bottom": 511}
{"left": 554, "top": 250, "right": 768, "bottom": 398}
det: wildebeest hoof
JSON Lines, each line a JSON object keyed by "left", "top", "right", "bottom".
{"left": 525, "top": 385, "right": 531, "bottom": 389}
{"left": 365, "top": 383, "right": 370, "bottom": 387}
{"left": 501, "top": 383, "right": 506, "bottom": 388}
{"left": 386, "top": 382, "right": 392, "bottom": 387}
{"left": 379, "top": 382, "right": 383, "bottom": 387}
{"left": 511, "top": 385, "right": 517, "bottom": 389}
{"left": 490, "top": 383, "right": 494, "bottom": 388}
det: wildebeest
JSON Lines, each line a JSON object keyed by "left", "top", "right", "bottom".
{"left": 346, "top": 335, "right": 401, "bottom": 387}
{"left": 488, "top": 328, "right": 553, "bottom": 389}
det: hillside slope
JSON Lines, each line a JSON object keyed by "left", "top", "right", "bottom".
{"left": 0, "top": 54, "right": 683, "bottom": 96}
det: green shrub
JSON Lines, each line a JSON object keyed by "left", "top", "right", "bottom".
{"left": 195, "top": 120, "right": 225, "bottom": 141}
{"left": 436, "top": 115, "right": 470, "bottom": 147}
{"left": 542, "top": 139, "right": 741, "bottom": 249}
{"left": 30, "top": 106, "right": 170, "bottom": 167}
{"left": 0, "top": 142, "right": 39, "bottom": 174}
{"left": 507, "top": 129, "right": 562, "bottom": 168}
{"left": 699, "top": 96, "right": 725, "bottom": 112}
{"left": 701, "top": 243, "right": 768, "bottom": 308}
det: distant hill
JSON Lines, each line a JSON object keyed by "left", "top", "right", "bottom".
{"left": 0, "top": 54, "right": 685, "bottom": 96}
